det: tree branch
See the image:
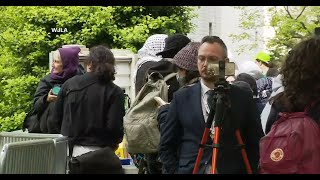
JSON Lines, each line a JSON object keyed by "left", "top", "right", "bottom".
{"left": 295, "top": 6, "right": 307, "bottom": 20}
{"left": 284, "top": 6, "right": 310, "bottom": 35}
{"left": 292, "top": 34, "right": 304, "bottom": 39}
{"left": 284, "top": 6, "right": 294, "bottom": 19}
{"left": 300, "top": 21, "right": 312, "bottom": 35}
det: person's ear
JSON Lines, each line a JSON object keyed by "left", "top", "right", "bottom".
{"left": 86, "top": 62, "right": 93, "bottom": 72}
{"left": 225, "top": 57, "right": 230, "bottom": 63}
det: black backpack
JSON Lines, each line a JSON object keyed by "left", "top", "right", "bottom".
{"left": 22, "top": 108, "right": 41, "bottom": 133}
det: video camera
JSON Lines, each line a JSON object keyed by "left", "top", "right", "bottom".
{"left": 207, "top": 61, "right": 236, "bottom": 77}
{"left": 206, "top": 61, "right": 235, "bottom": 90}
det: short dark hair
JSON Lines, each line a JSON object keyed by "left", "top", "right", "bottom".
{"left": 235, "top": 73, "right": 258, "bottom": 96}
{"left": 201, "top": 36, "right": 228, "bottom": 57}
{"left": 85, "top": 45, "right": 116, "bottom": 82}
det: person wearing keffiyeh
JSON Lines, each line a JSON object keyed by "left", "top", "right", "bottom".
{"left": 134, "top": 34, "right": 167, "bottom": 94}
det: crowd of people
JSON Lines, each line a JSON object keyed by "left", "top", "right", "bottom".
{"left": 23, "top": 33, "right": 320, "bottom": 174}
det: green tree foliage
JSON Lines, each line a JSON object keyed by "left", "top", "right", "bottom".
{"left": 229, "top": 6, "right": 264, "bottom": 55}
{"left": 230, "top": 6, "right": 319, "bottom": 62}
{"left": 0, "top": 6, "right": 196, "bottom": 131}
{"left": 267, "top": 6, "right": 318, "bottom": 59}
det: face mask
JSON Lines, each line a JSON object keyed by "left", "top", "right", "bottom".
{"left": 176, "top": 73, "right": 187, "bottom": 87}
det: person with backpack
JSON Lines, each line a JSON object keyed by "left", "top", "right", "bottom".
{"left": 23, "top": 47, "right": 83, "bottom": 133}
{"left": 127, "top": 34, "right": 191, "bottom": 174}
{"left": 148, "top": 34, "right": 191, "bottom": 102}
{"left": 156, "top": 42, "right": 201, "bottom": 174}
{"left": 259, "top": 36, "right": 320, "bottom": 174}
{"left": 134, "top": 34, "right": 167, "bottom": 95}
{"left": 159, "top": 36, "right": 264, "bottom": 174}
{"left": 53, "top": 45, "right": 125, "bottom": 158}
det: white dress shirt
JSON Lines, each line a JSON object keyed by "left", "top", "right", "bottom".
{"left": 200, "top": 79, "right": 215, "bottom": 135}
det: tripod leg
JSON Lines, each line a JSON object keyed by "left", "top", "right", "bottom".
{"left": 193, "top": 127, "right": 211, "bottom": 174}
{"left": 211, "top": 127, "right": 220, "bottom": 174}
{"left": 235, "top": 129, "right": 252, "bottom": 174}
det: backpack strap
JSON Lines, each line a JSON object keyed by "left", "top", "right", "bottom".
{"left": 163, "top": 73, "right": 177, "bottom": 82}
{"left": 68, "top": 138, "right": 75, "bottom": 158}
{"left": 147, "top": 72, "right": 164, "bottom": 82}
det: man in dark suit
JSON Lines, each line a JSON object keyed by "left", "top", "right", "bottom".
{"left": 159, "top": 36, "right": 264, "bottom": 174}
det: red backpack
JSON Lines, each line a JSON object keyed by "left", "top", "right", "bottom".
{"left": 259, "top": 109, "right": 320, "bottom": 174}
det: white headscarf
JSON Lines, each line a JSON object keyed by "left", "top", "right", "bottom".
{"left": 136, "top": 34, "right": 167, "bottom": 70}
{"left": 133, "top": 34, "right": 167, "bottom": 83}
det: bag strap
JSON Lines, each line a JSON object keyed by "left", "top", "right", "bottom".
{"left": 23, "top": 79, "right": 54, "bottom": 132}
{"left": 22, "top": 108, "right": 37, "bottom": 131}
{"left": 147, "top": 72, "right": 163, "bottom": 82}
{"left": 130, "top": 82, "right": 148, "bottom": 108}
{"left": 146, "top": 71, "right": 176, "bottom": 83}
{"left": 124, "top": 94, "right": 131, "bottom": 109}
{"left": 68, "top": 139, "right": 75, "bottom": 158}
{"left": 163, "top": 73, "right": 177, "bottom": 82}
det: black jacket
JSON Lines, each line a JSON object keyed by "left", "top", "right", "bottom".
{"left": 53, "top": 73, "right": 125, "bottom": 148}
{"left": 32, "top": 74, "right": 64, "bottom": 133}
{"left": 159, "top": 82, "right": 264, "bottom": 174}
{"left": 135, "top": 61, "right": 158, "bottom": 95}
{"left": 29, "top": 67, "right": 85, "bottom": 133}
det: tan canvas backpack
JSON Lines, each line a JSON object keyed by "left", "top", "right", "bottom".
{"left": 124, "top": 72, "right": 176, "bottom": 154}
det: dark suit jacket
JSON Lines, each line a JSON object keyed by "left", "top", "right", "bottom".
{"left": 159, "top": 82, "right": 264, "bottom": 174}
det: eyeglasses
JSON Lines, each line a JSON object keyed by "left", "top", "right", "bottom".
{"left": 198, "top": 55, "right": 225, "bottom": 63}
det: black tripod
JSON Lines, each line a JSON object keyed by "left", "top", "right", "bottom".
{"left": 193, "top": 62, "right": 252, "bottom": 174}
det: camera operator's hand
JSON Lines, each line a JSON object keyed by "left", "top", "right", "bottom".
{"left": 47, "top": 89, "right": 57, "bottom": 102}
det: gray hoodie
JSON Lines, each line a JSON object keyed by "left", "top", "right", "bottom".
{"left": 260, "top": 74, "right": 283, "bottom": 134}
